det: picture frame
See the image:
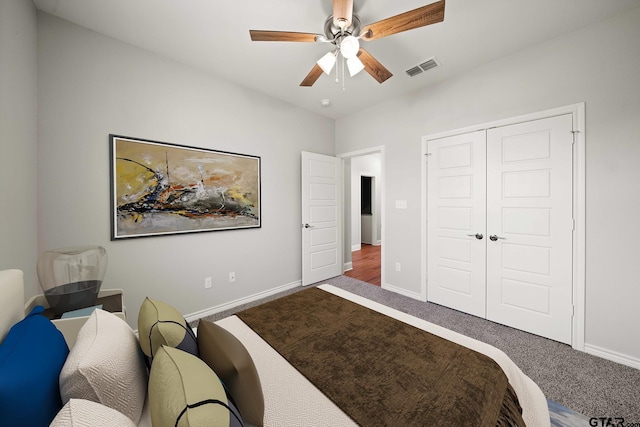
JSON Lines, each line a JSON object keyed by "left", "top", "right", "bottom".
{"left": 110, "top": 134, "right": 261, "bottom": 240}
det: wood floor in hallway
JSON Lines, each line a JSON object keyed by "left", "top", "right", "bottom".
{"left": 344, "top": 244, "right": 381, "bottom": 286}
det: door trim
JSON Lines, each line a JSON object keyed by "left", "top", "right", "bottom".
{"left": 421, "top": 103, "right": 586, "bottom": 350}
{"left": 338, "top": 146, "right": 386, "bottom": 290}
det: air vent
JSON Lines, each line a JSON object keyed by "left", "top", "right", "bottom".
{"left": 406, "top": 66, "right": 423, "bottom": 77}
{"left": 406, "top": 56, "right": 441, "bottom": 77}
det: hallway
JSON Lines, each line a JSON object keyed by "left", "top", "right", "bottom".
{"left": 344, "top": 244, "right": 381, "bottom": 286}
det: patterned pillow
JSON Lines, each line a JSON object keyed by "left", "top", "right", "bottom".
{"left": 59, "top": 309, "right": 148, "bottom": 424}
{"left": 149, "top": 346, "right": 243, "bottom": 427}
{"left": 50, "top": 399, "right": 137, "bottom": 427}
{"left": 138, "top": 297, "right": 198, "bottom": 362}
{"left": 198, "top": 319, "right": 264, "bottom": 426}
{"left": 0, "top": 306, "right": 69, "bottom": 426}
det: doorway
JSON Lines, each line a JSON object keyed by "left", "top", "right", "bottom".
{"left": 339, "top": 147, "right": 385, "bottom": 287}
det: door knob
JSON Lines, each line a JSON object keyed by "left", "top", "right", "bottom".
{"left": 303, "top": 223, "right": 314, "bottom": 229}
{"left": 489, "top": 235, "right": 505, "bottom": 241}
{"left": 466, "top": 233, "right": 483, "bottom": 240}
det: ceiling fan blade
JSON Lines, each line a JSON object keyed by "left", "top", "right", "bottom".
{"left": 333, "top": 0, "right": 354, "bottom": 29}
{"left": 360, "top": 0, "right": 445, "bottom": 41}
{"left": 300, "top": 64, "right": 324, "bottom": 87}
{"left": 250, "top": 30, "right": 321, "bottom": 42}
{"left": 357, "top": 48, "right": 393, "bottom": 84}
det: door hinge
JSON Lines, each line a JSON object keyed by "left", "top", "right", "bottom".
{"left": 570, "top": 130, "right": 578, "bottom": 144}
{"left": 572, "top": 218, "right": 576, "bottom": 230}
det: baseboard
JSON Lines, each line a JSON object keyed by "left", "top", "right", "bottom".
{"left": 184, "top": 280, "right": 302, "bottom": 323}
{"left": 352, "top": 244, "right": 361, "bottom": 252}
{"left": 382, "top": 283, "right": 425, "bottom": 302}
{"left": 584, "top": 343, "right": 640, "bottom": 370}
{"left": 373, "top": 240, "right": 381, "bottom": 246}
{"left": 343, "top": 262, "right": 353, "bottom": 272}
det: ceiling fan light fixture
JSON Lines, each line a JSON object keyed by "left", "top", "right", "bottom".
{"left": 347, "top": 56, "right": 365, "bottom": 77}
{"left": 340, "top": 35, "right": 359, "bottom": 59}
{"left": 317, "top": 51, "right": 337, "bottom": 75}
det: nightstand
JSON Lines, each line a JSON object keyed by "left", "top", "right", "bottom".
{"left": 24, "top": 289, "right": 126, "bottom": 348}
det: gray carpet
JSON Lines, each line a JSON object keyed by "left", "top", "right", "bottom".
{"left": 195, "top": 275, "right": 640, "bottom": 422}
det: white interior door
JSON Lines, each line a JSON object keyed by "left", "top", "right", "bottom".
{"left": 427, "top": 131, "right": 487, "bottom": 317}
{"left": 301, "top": 152, "right": 342, "bottom": 286}
{"left": 486, "top": 114, "right": 574, "bottom": 344}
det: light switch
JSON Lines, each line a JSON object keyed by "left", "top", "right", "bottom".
{"left": 395, "top": 200, "right": 407, "bottom": 209}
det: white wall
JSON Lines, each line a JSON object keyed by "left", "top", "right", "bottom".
{"left": 0, "top": 0, "right": 39, "bottom": 297}
{"left": 36, "top": 13, "right": 334, "bottom": 327}
{"left": 335, "top": 8, "right": 640, "bottom": 362}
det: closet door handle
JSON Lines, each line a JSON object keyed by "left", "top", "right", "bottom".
{"left": 489, "top": 235, "right": 505, "bottom": 241}
{"left": 466, "top": 233, "right": 483, "bottom": 240}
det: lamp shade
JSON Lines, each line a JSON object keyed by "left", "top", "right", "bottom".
{"left": 37, "top": 245, "right": 108, "bottom": 315}
{"left": 340, "top": 35, "right": 360, "bottom": 59}
{"left": 317, "top": 51, "right": 337, "bottom": 75}
{"left": 347, "top": 56, "right": 365, "bottom": 77}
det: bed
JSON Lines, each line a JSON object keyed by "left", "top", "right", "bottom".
{"left": 220, "top": 285, "right": 550, "bottom": 426}
{"left": 0, "top": 269, "right": 550, "bottom": 426}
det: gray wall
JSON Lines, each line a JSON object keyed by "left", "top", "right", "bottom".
{"left": 0, "top": 0, "right": 39, "bottom": 298}
{"left": 335, "top": 7, "right": 640, "bottom": 363}
{"left": 36, "top": 13, "right": 334, "bottom": 327}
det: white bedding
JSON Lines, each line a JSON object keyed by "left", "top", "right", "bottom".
{"left": 216, "top": 284, "right": 550, "bottom": 427}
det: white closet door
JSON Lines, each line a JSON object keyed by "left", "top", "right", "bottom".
{"left": 486, "top": 114, "right": 574, "bottom": 344}
{"left": 427, "top": 131, "right": 487, "bottom": 317}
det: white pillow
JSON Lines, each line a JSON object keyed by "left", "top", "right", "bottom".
{"left": 50, "top": 398, "right": 137, "bottom": 427}
{"left": 59, "top": 309, "right": 148, "bottom": 424}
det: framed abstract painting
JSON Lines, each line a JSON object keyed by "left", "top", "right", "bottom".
{"left": 110, "top": 135, "right": 261, "bottom": 239}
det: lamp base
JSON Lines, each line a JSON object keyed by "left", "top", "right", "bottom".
{"left": 43, "top": 280, "right": 102, "bottom": 316}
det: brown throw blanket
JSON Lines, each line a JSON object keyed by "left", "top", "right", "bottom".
{"left": 237, "top": 288, "right": 525, "bottom": 427}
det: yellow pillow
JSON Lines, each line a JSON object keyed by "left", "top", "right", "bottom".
{"left": 137, "top": 297, "right": 198, "bottom": 362}
{"left": 148, "top": 346, "right": 243, "bottom": 427}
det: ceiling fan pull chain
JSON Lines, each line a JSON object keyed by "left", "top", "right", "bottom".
{"left": 335, "top": 53, "right": 339, "bottom": 84}
{"left": 341, "top": 53, "right": 346, "bottom": 92}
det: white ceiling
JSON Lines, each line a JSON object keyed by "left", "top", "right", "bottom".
{"left": 33, "top": 0, "right": 640, "bottom": 119}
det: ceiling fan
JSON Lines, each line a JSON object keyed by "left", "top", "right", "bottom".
{"left": 249, "top": 0, "right": 445, "bottom": 87}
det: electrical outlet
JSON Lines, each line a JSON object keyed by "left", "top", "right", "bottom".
{"left": 228, "top": 272, "right": 236, "bottom": 283}
{"left": 395, "top": 262, "right": 401, "bottom": 272}
{"left": 204, "top": 277, "right": 212, "bottom": 289}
